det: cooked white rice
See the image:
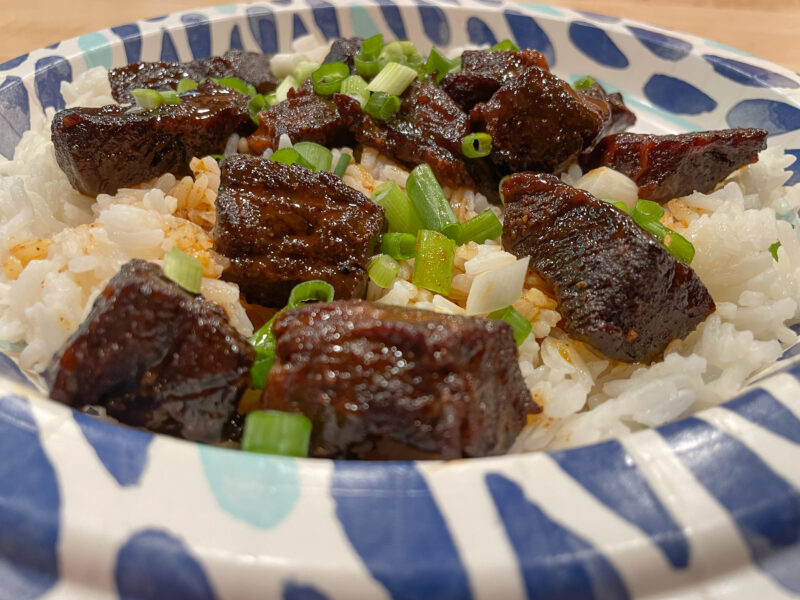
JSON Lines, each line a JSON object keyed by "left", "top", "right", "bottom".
{"left": 1, "top": 64, "right": 799, "bottom": 452}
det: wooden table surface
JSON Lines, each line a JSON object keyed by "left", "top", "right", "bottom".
{"left": 2, "top": 0, "right": 799, "bottom": 72}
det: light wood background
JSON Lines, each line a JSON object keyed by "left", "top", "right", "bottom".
{"left": 2, "top": 0, "right": 799, "bottom": 72}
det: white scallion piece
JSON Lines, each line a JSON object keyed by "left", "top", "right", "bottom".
{"left": 574, "top": 167, "right": 639, "bottom": 210}
{"left": 465, "top": 256, "right": 530, "bottom": 316}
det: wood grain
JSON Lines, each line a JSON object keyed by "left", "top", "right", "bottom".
{"left": 1, "top": 0, "right": 798, "bottom": 72}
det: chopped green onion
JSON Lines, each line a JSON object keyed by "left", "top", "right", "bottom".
{"left": 0, "top": 340, "right": 26, "bottom": 353}
{"left": 264, "top": 92, "right": 279, "bottom": 107}
{"left": 378, "top": 41, "right": 424, "bottom": 71}
{"left": 333, "top": 153, "right": 352, "bottom": 177}
{"left": 292, "top": 60, "right": 320, "bottom": 84}
{"left": 354, "top": 54, "right": 381, "bottom": 78}
{"left": 368, "top": 62, "right": 418, "bottom": 96}
{"left": 364, "top": 91, "right": 402, "bottom": 121}
{"left": 406, "top": 163, "right": 460, "bottom": 238}
{"left": 361, "top": 33, "right": 385, "bottom": 58}
{"left": 631, "top": 199, "right": 665, "bottom": 225}
{"left": 213, "top": 76, "right": 256, "bottom": 96}
{"left": 600, "top": 198, "right": 629, "bottom": 213}
{"left": 458, "top": 209, "right": 502, "bottom": 245}
{"left": 381, "top": 232, "right": 417, "bottom": 260}
{"left": 162, "top": 247, "right": 203, "bottom": 294}
{"left": 130, "top": 88, "right": 162, "bottom": 110}
{"left": 159, "top": 90, "right": 181, "bottom": 105}
{"left": 491, "top": 39, "right": 520, "bottom": 51}
{"left": 371, "top": 181, "right": 424, "bottom": 234}
{"left": 413, "top": 229, "right": 455, "bottom": 295}
{"left": 770, "top": 241, "right": 782, "bottom": 261}
{"left": 573, "top": 75, "right": 596, "bottom": 90}
{"left": 293, "top": 141, "right": 333, "bottom": 172}
{"left": 641, "top": 219, "right": 670, "bottom": 240}
{"left": 340, "top": 75, "right": 370, "bottom": 107}
{"left": 286, "top": 279, "right": 335, "bottom": 309}
{"left": 248, "top": 94, "right": 267, "bottom": 125}
{"left": 461, "top": 132, "right": 492, "bottom": 158}
{"left": 368, "top": 254, "right": 400, "bottom": 288}
{"left": 210, "top": 154, "right": 225, "bottom": 161}
{"left": 663, "top": 230, "right": 695, "bottom": 264}
{"left": 176, "top": 77, "right": 198, "bottom": 93}
{"left": 498, "top": 175, "right": 512, "bottom": 206}
{"left": 275, "top": 75, "right": 299, "bottom": 103}
{"left": 269, "top": 148, "right": 300, "bottom": 166}
{"left": 241, "top": 410, "right": 312, "bottom": 457}
{"left": 424, "top": 47, "right": 459, "bottom": 84}
{"left": 488, "top": 306, "right": 532, "bottom": 345}
{"left": 311, "top": 61, "right": 349, "bottom": 95}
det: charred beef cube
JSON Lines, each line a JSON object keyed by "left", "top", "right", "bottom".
{"left": 52, "top": 80, "right": 255, "bottom": 196}
{"left": 45, "top": 260, "right": 255, "bottom": 443}
{"left": 578, "top": 82, "right": 636, "bottom": 141}
{"left": 440, "top": 49, "right": 549, "bottom": 111}
{"left": 247, "top": 87, "right": 351, "bottom": 154}
{"left": 334, "top": 80, "right": 478, "bottom": 191}
{"left": 109, "top": 51, "right": 277, "bottom": 103}
{"left": 213, "top": 155, "right": 384, "bottom": 307}
{"left": 579, "top": 129, "right": 768, "bottom": 203}
{"left": 501, "top": 173, "right": 715, "bottom": 363}
{"left": 322, "top": 37, "right": 363, "bottom": 72}
{"left": 470, "top": 66, "right": 604, "bottom": 174}
{"left": 263, "top": 299, "right": 536, "bottom": 460}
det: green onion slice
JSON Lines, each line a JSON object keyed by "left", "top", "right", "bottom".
{"left": 412, "top": 229, "right": 455, "bottom": 296}
{"left": 461, "top": 133, "right": 492, "bottom": 158}
{"left": 286, "top": 280, "right": 335, "bottom": 309}
{"left": 361, "top": 33, "right": 385, "bottom": 58}
{"left": 130, "top": 88, "right": 162, "bottom": 110}
{"left": 333, "top": 153, "right": 352, "bottom": 178}
{"left": 269, "top": 148, "right": 300, "bottom": 166}
{"left": 458, "top": 209, "right": 502, "bottom": 245}
{"left": 770, "top": 241, "right": 781, "bottom": 261}
{"left": 162, "top": 246, "right": 203, "bottom": 294}
{"left": 311, "top": 61, "right": 349, "bottom": 95}
{"left": 293, "top": 141, "right": 333, "bottom": 172}
{"left": 663, "top": 230, "right": 695, "bottom": 264}
{"left": 340, "top": 75, "right": 370, "bottom": 107}
{"left": 364, "top": 91, "right": 402, "bottom": 121}
{"left": 176, "top": 77, "right": 198, "bottom": 93}
{"left": 424, "top": 47, "right": 459, "bottom": 84}
{"left": 381, "top": 232, "right": 417, "bottom": 260}
{"left": 406, "top": 163, "right": 460, "bottom": 237}
{"left": 275, "top": 75, "right": 299, "bottom": 103}
{"left": 159, "top": 90, "right": 181, "bottom": 105}
{"left": 368, "top": 62, "right": 418, "bottom": 96}
{"left": 354, "top": 54, "right": 381, "bottom": 78}
{"left": 213, "top": 76, "right": 256, "bottom": 96}
{"left": 488, "top": 306, "right": 532, "bottom": 346}
{"left": 573, "top": 75, "right": 596, "bottom": 90}
{"left": 491, "top": 39, "right": 521, "bottom": 51}
{"left": 631, "top": 199, "right": 665, "bottom": 225}
{"left": 241, "top": 410, "right": 312, "bottom": 457}
{"left": 600, "top": 198, "right": 629, "bottom": 213}
{"left": 368, "top": 254, "right": 400, "bottom": 288}
{"left": 248, "top": 94, "right": 267, "bottom": 125}
{"left": 292, "top": 60, "right": 320, "bottom": 85}
{"left": 378, "top": 40, "right": 424, "bottom": 71}
{"left": 371, "top": 181, "right": 424, "bottom": 234}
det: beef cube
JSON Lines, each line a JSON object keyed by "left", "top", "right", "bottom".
{"left": 578, "top": 82, "right": 636, "bottom": 141}
{"left": 470, "top": 66, "right": 604, "bottom": 174}
{"left": 213, "top": 155, "right": 384, "bottom": 307}
{"left": 579, "top": 129, "right": 768, "bottom": 203}
{"left": 263, "top": 299, "right": 536, "bottom": 460}
{"left": 501, "top": 173, "right": 715, "bottom": 363}
{"left": 52, "top": 80, "right": 255, "bottom": 196}
{"left": 441, "top": 49, "right": 549, "bottom": 111}
{"left": 109, "top": 50, "right": 277, "bottom": 103}
{"left": 45, "top": 260, "right": 255, "bottom": 443}
{"left": 322, "top": 37, "right": 363, "bottom": 72}
{"left": 247, "top": 87, "right": 351, "bottom": 154}
{"left": 334, "top": 80, "right": 477, "bottom": 190}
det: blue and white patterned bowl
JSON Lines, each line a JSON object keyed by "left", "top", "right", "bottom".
{"left": 2, "top": 2, "right": 800, "bottom": 599}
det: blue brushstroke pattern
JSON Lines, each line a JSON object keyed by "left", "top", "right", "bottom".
{"left": 0, "top": 350, "right": 34, "bottom": 390}
{"left": 659, "top": 417, "right": 800, "bottom": 593}
{"left": 181, "top": 14, "right": 212, "bottom": 59}
{"left": 568, "top": 21, "right": 629, "bottom": 68}
{"left": 229, "top": 25, "right": 244, "bottom": 51}
{"left": 73, "top": 412, "right": 153, "bottom": 487}
{"left": 551, "top": 440, "right": 690, "bottom": 569}
{"left": 627, "top": 26, "right": 692, "bottom": 61}
{"left": 160, "top": 29, "right": 179, "bottom": 62}
{"left": 0, "top": 54, "right": 29, "bottom": 71}
{"left": 784, "top": 149, "right": 800, "bottom": 186}
{"left": 722, "top": 387, "right": 800, "bottom": 444}
{"left": 727, "top": 99, "right": 800, "bottom": 136}
{"left": 486, "top": 473, "right": 630, "bottom": 600}
{"left": 34, "top": 55, "right": 72, "bottom": 111}
{"left": 577, "top": 10, "right": 620, "bottom": 23}
{"left": 247, "top": 5, "right": 279, "bottom": 53}
{"left": 306, "top": 0, "right": 341, "bottom": 40}
{"left": 504, "top": 10, "right": 555, "bottom": 66}
{"left": 703, "top": 55, "right": 799, "bottom": 89}
{"left": 283, "top": 581, "right": 330, "bottom": 600}
{"left": 467, "top": 17, "right": 497, "bottom": 47}
{"left": 115, "top": 529, "right": 217, "bottom": 600}
{"left": 644, "top": 74, "right": 717, "bottom": 115}
{"left": 293, "top": 14, "right": 309, "bottom": 39}
{"left": 146, "top": 15, "right": 168, "bottom": 22}
{"left": 416, "top": 0, "right": 450, "bottom": 46}
{"left": 376, "top": 0, "right": 407, "bottom": 41}
{"left": 0, "top": 394, "right": 60, "bottom": 600}
{"left": 111, "top": 24, "right": 143, "bottom": 64}
{"left": 332, "top": 462, "right": 471, "bottom": 600}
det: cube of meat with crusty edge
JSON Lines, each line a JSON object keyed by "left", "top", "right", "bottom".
{"left": 263, "top": 300, "right": 538, "bottom": 460}
{"left": 109, "top": 50, "right": 278, "bottom": 103}
{"left": 502, "top": 173, "right": 715, "bottom": 363}
{"left": 52, "top": 80, "right": 255, "bottom": 196}
{"left": 213, "top": 155, "right": 384, "bottom": 307}
{"left": 46, "top": 260, "right": 255, "bottom": 443}
{"left": 580, "top": 129, "right": 767, "bottom": 203}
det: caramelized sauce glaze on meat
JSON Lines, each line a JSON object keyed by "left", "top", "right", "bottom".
{"left": 46, "top": 260, "right": 254, "bottom": 443}
{"left": 580, "top": 129, "right": 768, "bottom": 203}
{"left": 213, "top": 155, "right": 384, "bottom": 307}
{"left": 322, "top": 37, "right": 363, "bottom": 72}
{"left": 263, "top": 299, "right": 537, "bottom": 460}
{"left": 502, "top": 173, "right": 715, "bottom": 363}
{"left": 578, "top": 82, "right": 637, "bottom": 142}
{"left": 51, "top": 80, "right": 255, "bottom": 196}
